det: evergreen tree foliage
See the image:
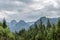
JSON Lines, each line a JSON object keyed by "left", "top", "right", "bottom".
{"left": 47, "top": 19, "right": 51, "bottom": 30}
{"left": 57, "top": 18, "right": 60, "bottom": 40}
{"left": 58, "top": 19, "right": 60, "bottom": 28}
{"left": 39, "top": 19, "right": 43, "bottom": 31}
{"left": 0, "top": 22, "right": 2, "bottom": 26}
{"left": 2, "top": 18, "right": 7, "bottom": 28}
{"left": 34, "top": 22, "right": 38, "bottom": 29}
{"left": 0, "top": 18, "right": 60, "bottom": 40}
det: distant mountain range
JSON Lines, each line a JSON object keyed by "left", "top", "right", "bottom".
{"left": 8, "top": 17, "right": 60, "bottom": 32}
{"left": 8, "top": 20, "right": 34, "bottom": 32}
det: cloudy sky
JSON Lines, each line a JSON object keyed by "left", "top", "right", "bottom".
{"left": 0, "top": 0, "right": 60, "bottom": 22}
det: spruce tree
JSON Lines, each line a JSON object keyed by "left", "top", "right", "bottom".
{"left": 52, "top": 24, "right": 56, "bottom": 40}
{"left": 34, "top": 22, "right": 38, "bottom": 29}
{"left": 42, "top": 24, "right": 45, "bottom": 31}
{"left": 39, "top": 19, "right": 45, "bottom": 32}
{"left": 58, "top": 19, "right": 60, "bottom": 28}
{"left": 47, "top": 19, "right": 51, "bottom": 30}
{"left": 2, "top": 18, "right": 7, "bottom": 28}
{"left": 39, "top": 19, "right": 43, "bottom": 31}
{"left": 39, "top": 19, "right": 44, "bottom": 40}
{"left": 57, "top": 19, "right": 60, "bottom": 40}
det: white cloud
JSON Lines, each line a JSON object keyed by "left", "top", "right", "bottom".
{"left": 0, "top": 0, "right": 60, "bottom": 22}
{"left": 0, "top": 11, "right": 7, "bottom": 19}
{"left": 29, "top": 0, "right": 59, "bottom": 10}
{"left": 3, "top": 10, "right": 17, "bottom": 14}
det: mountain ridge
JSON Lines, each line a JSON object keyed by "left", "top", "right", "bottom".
{"left": 8, "top": 17, "right": 60, "bottom": 32}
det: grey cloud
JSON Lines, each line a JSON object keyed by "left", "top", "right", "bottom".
{"left": 0, "top": 0, "right": 32, "bottom": 12}
{"left": 26, "top": 4, "right": 60, "bottom": 19}
{"left": 17, "top": 0, "right": 33, "bottom": 4}
{"left": 0, "top": 0, "right": 60, "bottom": 22}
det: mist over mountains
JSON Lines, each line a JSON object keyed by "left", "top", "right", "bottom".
{"left": 8, "top": 20, "right": 34, "bottom": 32}
{"left": 8, "top": 17, "right": 60, "bottom": 32}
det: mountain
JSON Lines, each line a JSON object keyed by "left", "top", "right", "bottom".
{"left": 9, "top": 20, "right": 17, "bottom": 27}
{"left": 9, "top": 20, "right": 33, "bottom": 32}
{"left": 15, "top": 20, "right": 30, "bottom": 32}
{"left": 36, "top": 17, "right": 47, "bottom": 25}
{"left": 8, "top": 17, "right": 60, "bottom": 32}
{"left": 27, "top": 22, "right": 34, "bottom": 25}
{"left": 8, "top": 20, "right": 17, "bottom": 32}
{"left": 30, "top": 17, "right": 59, "bottom": 27}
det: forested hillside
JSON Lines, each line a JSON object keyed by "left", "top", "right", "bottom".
{"left": 0, "top": 19, "right": 15, "bottom": 40}
{"left": 0, "top": 18, "right": 60, "bottom": 40}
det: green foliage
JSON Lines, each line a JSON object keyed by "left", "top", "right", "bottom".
{"left": 17, "top": 18, "right": 60, "bottom": 40}
{"left": 0, "top": 26, "right": 15, "bottom": 40}
{"left": 0, "top": 22, "right": 2, "bottom": 26}
{"left": 0, "top": 19, "right": 15, "bottom": 40}
{"left": 2, "top": 18, "right": 7, "bottom": 28}
{"left": 58, "top": 18, "right": 60, "bottom": 28}
{"left": 0, "top": 18, "right": 60, "bottom": 40}
{"left": 47, "top": 19, "right": 51, "bottom": 30}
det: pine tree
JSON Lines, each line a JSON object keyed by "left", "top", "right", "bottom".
{"left": 47, "top": 19, "right": 51, "bottom": 30}
{"left": 39, "top": 19, "right": 44, "bottom": 40}
{"left": 52, "top": 24, "right": 56, "bottom": 40}
{"left": 42, "top": 24, "right": 45, "bottom": 31}
{"left": 34, "top": 22, "right": 38, "bottom": 29}
{"left": 57, "top": 19, "right": 60, "bottom": 40}
{"left": 58, "top": 19, "right": 60, "bottom": 28}
{"left": 39, "top": 19, "right": 43, "bottom": 31}
{"left": 19, "top": 29, "right": 25, "bottom": 35}
{"left": 2, "top": 18, "right": 7, "bottom": 28}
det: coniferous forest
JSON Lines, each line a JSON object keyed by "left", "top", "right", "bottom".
{"left": 0, "top": 18, "right": 60, "bottom": 40}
